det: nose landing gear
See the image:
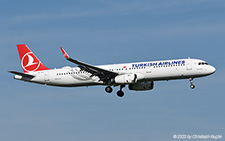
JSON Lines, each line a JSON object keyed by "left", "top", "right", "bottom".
{"left": 189, "top": 78, "right": 195, "bottom": 89}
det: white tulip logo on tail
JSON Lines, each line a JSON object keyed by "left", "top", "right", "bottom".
{"left": 21, "top": 52, "right": 40, "bottom": 72}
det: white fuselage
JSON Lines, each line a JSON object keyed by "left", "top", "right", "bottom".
{"left": 18, "top": 58, "right": 215, "bottom": 87}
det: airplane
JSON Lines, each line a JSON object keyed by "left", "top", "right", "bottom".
{"left": 9, "top": 44, "right": 216, "bottom": 97}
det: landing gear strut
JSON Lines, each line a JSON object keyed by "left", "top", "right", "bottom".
{"left": 189, "top": 78, "right": 195, "bottom": 89}
{"left": 105, "top": 86, "right": 113, "bottom": 93}
{"left": 117, "top": 85, "right": 125, "bottom": 97}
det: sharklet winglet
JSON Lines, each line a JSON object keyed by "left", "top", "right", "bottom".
{"left": 60, "top": 47, "right": 69, "bottom": 59}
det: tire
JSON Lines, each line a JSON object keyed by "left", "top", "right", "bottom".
{"left": 105, "top": 86, "right": 113, "bottom": 93}
{"left": 117, "top": 90, "right": 124, "bottom": 97}
{"left": 190, "top": 84, "right": 195, "bottom": 89}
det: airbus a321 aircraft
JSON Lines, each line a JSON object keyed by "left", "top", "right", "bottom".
{"left": 9, "top": 44, "right": 216, "bottom": 97}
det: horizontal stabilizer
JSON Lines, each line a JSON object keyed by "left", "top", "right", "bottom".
{"left": 8, "top": 71, "right": 35, "bottom": 79}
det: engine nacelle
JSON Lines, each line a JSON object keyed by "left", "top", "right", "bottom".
{"left": 129, "top": 81, "right": 154, "bottom": 91}
{"left": 115, "top": 74, "right": 137, "bottom": 84}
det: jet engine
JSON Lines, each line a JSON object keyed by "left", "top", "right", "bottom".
{"left": 128, "top": 81, "right": 154, "bottom": 91}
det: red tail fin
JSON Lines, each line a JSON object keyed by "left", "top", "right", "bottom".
{"left": 17, "top": 44, "right": 49, "bottom": 73}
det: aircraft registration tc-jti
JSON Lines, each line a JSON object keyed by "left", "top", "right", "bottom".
{"left": 9, "top": 44, "right": 216, "bottom": 97}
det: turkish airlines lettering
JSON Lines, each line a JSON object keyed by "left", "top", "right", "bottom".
{"left": 9, "top": 44, "right": 216, "bottom": 97}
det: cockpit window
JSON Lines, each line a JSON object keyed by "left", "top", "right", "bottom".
{"left": 198, "top": 62, "right": 208, "bottom": 65}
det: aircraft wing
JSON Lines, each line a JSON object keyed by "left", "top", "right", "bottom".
{"left": 60, "top": 47, "right": 118, "bottom": 83}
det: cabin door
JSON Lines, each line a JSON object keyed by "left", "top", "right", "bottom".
{"left": 186, "top": 59, "right": 192, "bottom": 70}
{"left": 44, "top": 72, "right": 50, "bottom": 82}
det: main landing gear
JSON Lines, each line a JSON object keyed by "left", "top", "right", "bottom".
{"left": 189, "top": 78, "right": 195, "bottom": 89}
{"left": 117, "top": 85, "right": 125, "bottom": 97}
{"left": 105, "top": 86, "right": 113, "bottom": 93}
{"left": 105, "top": 85, "right": 125, "bottom": 97}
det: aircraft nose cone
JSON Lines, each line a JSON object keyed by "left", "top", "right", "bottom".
{"left": 209, "top": 66, "right": 216, "bottom": 74}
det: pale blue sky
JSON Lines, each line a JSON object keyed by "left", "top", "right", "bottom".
{"left": 1, "top": 0, "right": 225, "bottom": 141}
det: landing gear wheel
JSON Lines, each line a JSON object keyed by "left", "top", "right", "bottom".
{"left": 190, "top": 84, "right": 195, "bottom": 89}
{"left": 117, "top": 90, "right": 124, "bottom": 97}
{"left": 189, "top": 78, "right": 195, "bottom": 89}
{"left": 105, "top": 86, "right": 113, "bottom": 93}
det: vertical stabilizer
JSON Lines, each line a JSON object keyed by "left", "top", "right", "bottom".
{"left": 17, "top": 44, "right": 49, "bottom": 73}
